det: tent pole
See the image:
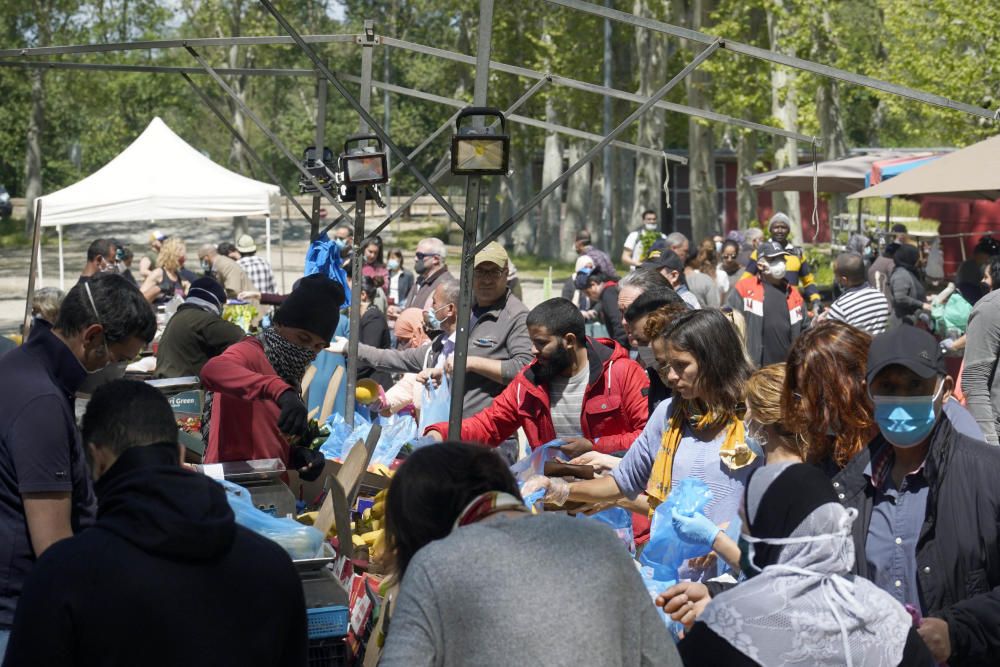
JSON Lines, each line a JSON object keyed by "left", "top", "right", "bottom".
{"left": 23, "top": 201, "right": 43, "bottom": 334}
{"left": 265, "top": 215, "right": 272, "bottom": 264}
{"left": 57, "top": 224, "right": 65, "bottom": 290}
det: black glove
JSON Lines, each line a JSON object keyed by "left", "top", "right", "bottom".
{"left": 289, "top": 445, "right": 326, "bottom": 482}
{"left": 276, "top": 390, "right": 308, "bottom": 437}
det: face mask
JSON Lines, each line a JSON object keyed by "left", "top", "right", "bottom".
{"left": 387, "top": 259, "right": 400, "bottom": 271}
{"left": 644, "top": 223, "right": 658, "bottom": 232}
{"left": 872, "top": 381, "right": 943, "bottom": 448}
{"left": 82, "top": 282, "right": 113, "bottom": 374}
{"left": 738, "top": 535, "right": 759, "bottom": 578}
{"left": 414, "top": 258, "right": 426, "bottom": 275}
{"left": 764, "top": 260, "right": 787, "bottom": 280}
{"left": 201, "top": 259, "right": 212, "bottom": 273}
{"left": 715, "top": 241, "right": 723, "bottom": 253}
{"left": 424, "top": 304, "right": 449, "bottom": 331}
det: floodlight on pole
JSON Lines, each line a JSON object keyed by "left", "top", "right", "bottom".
{"left": 451, "top": 107, "right": 510, "bottom": 176}
{"left": 340, "top": 134, "right": 389, "bottom": 186}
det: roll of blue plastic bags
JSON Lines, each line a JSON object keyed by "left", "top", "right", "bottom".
{"left": 217, "top": 479, "right": 323, "bottom": 560}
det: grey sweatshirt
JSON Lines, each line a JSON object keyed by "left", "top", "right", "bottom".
{"left": 962, "top": 289, "right": 1000, "bottom": 445}
{"left": 380, "top": 513, "right": 680, "bottom": 667}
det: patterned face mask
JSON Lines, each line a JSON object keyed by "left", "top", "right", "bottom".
{"left": 258, "top": 327, "right": 319, "bottom": 389}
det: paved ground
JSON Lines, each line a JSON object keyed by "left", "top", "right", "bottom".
{"left": 0, "top": 215, "right": 546, "bottom": 334}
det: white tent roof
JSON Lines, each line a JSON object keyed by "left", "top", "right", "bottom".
{"left": 38, "top": 117, "right": 279, "bottom": 227}
{"left": 746, "top": 151, "right": 913, "bottom": 193}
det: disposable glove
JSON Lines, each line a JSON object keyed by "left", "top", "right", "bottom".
{"left": 276, "top": 390, "right": 308, "bottom": 437}
{"left": 521, "top": 475, "right": 570, "bottom": 507}
{"left": 671, "top": 508, "right": 720, "bottom": 548}
{"left": 289, "top": 445, "right": 326, "bottom": 482}
{"left": 326, "top": 337, "right": 349, "bottom": 354}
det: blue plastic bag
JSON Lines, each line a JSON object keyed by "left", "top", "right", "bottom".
{"left": 217, "top": 479, "right": 323, "bottom": 560}
{"left": 509, "top": 439, "right": 566, "bottom": 484}
{"left": 417, "top": 376, "right": 451, "bottom": 435}
{"left": 579, "top": 507, "right": 636, "bottom": 555}
{"left": 638, "top": 478, "right": 714, "bottom": 581}
{"left": 303, "top": 232, "right": 351, "bottom": 307}
{"left": 638, "top": 566, "right": 685, "bottom": 641}
{"left": 319, "top": 412, "right": 372, "bottom": 462}
{"left": 370, "top": 414, "right": 418, "bottom": 468}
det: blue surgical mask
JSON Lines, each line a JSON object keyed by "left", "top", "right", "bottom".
{"left": 387, "top": 259, "right": 400, "bottom": 271}
{"left": 745, "top": 436, "right": 765, "bottom": 458}
{"left": 872, "top": 381, "right": 943, "bottom": 448}
{"left": 424, "top": 304, "right": 449, "bottom": 331}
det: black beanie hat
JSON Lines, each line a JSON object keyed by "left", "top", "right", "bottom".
{"left": 187, "top": 277, "right": 227, "bottom": 307}
{"left": 274, "top": 274, "right": 346, "bottom": 341}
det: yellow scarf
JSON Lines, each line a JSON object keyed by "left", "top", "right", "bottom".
{"left": 644, "top": 400, "right": 756, "bottom": 515}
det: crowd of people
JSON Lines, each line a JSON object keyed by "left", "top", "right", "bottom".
{"left": 3, "top": 207, "right": 1000, "bottom": 666}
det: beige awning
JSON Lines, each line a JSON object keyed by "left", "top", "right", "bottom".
{"left": 849, "top": 134, "right": 1000, "bottom": 201}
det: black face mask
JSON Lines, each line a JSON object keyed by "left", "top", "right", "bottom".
{"left": 414, "top": 258, "right": 426, "bottom": 275}
{"left": 533, "top": 344, "right": 573, "bottom": 383}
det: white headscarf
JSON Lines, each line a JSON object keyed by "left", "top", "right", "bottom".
{"left": 699, "top": 502, "right": 912, "bottom": 667}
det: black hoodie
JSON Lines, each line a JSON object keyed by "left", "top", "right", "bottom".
{"left": 2, "top": 445, "right": 307, "bottom": 667}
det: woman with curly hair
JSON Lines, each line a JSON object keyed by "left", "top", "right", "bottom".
{"left": 782, "top": 320, "right": 876, "bottom": 471}
{"left": 141, "top": 237, "right": 188, "bottom": 305}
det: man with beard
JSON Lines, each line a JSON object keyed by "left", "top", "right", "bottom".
{"left": 401, "top": 237, "right": 453, "bottom": 311}
{"left": 740, "top": 212, "right": 822, "bottom": 312}
{"left": 425, "top": 298, "right": 649, "bottom": 460}
{"left": 199, "top": 274, "right": 344, "bottom": 481}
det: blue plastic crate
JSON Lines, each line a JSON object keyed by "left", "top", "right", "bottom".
{"left": 307, "top": 605, "right": 350, "bottom": 639}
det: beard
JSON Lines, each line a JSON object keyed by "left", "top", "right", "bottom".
{"left": 533, "top": 344, "right": 574, "bottom": 383}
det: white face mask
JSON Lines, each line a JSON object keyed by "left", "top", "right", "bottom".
{"left": 741, "top": 507, "right": 857, "bottom": 574}
{"left": 763, "top": 260, "right": 787, "bottom": 280}
{"left": 644, "top": 223, "right": 658, "bottom": 232}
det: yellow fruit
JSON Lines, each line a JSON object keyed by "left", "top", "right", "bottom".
{"left": 371, "top": 500, "right": 385, "bottom": 518}
{"left": 360, "top": 528, "right": 383, "bottom": 547}
{"left": 297, "top": 511, "right": 318, "bottom": 526}
{"left": 355, "top": 379, "right": 380, "bottom": 405}
{"left": 351, "top": 534, "right": 367, "bottom": 548}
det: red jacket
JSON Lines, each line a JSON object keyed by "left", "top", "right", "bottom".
{"left": 427, "top": 338, "right": 650, "bottom": 453}
{"left": 200, "top": 337, "right": 294, "bottom": 465}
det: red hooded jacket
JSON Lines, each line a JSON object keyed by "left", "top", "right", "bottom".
{"left": 427, "top": 338, "right": 649, "bottom": 453}
{"left": 200, "top": 337, "right": 294, "bottom": 465}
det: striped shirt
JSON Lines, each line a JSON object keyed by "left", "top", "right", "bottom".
{"left": 827, "top": 284, "right": 890, "bottom": 335}
{"left": 548, "top": 364, "right": 590, "bottom": 439}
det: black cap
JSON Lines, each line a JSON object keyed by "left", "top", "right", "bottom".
{"left": 758, "top": 241, "right": 789, "bottom": 259}
{"left": 274, "top": 274, "right": 346, "bottom": 342}
{"left": 187, "top": 277, "right": 227, "bottom": 307}
{"left": 867, "top": 325, "right": 946, "bottom": 384}
{"left": 642, "top": 249, "right": 684, "bottom": 272}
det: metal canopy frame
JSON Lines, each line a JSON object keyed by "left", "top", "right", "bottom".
{"left": 6, "top": 0, "right": 994, "bottom": 432}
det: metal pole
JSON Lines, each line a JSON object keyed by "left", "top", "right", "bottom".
{"left": 57, "top": 224, "right": 65, "bottom": 290}
{"left": 23, "top": 200, "right": 42, "bottom": 334}
{"left": 181, "top": 71, "right": 312, "bottom": 225}
{"left": 602, "top": 0, "right": 613, "bottom": 249}
{"left": 479, "top": 40, "right": 721, "bottom": 252}
{"left": 185, "top": 46, "right": 355, "bottom": 226}
{"left": 312, "top": 78, "right": 328, "bottom": 240}
{"left": 448, "top": 0, "right": 495, "bottom": 437}
{"left": 344, "top": 20, "right": 377, "bottom": 429}
{"left": 382, "top": 27, "right": 393, "bottom": 230}
{"left": 362, "top": 75, "right": 553, "bottom": 245}
{"left": 257, "top": 0, "right": 467, "bottom": 229}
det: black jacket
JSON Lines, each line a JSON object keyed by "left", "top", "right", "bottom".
{"left": 155, "top": 303, "right": 246, "bottom": 378}
{"left": 833, "top": 415, "right": 1000, "bottom": 667}
{"left": 2, "top": 445, "right": 307, "bottom": 667}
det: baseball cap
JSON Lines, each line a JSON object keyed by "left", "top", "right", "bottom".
{"left": 236, "top": 234, "right": 257, "bottom": 254}
{"left": 475, "top": 241, "right": 509, "bottom": 269}
{"left": 758, "top": 241, "right": 790, "bottom": 259}
{"left": 866, "top": 325, "right": 946, "bottom": 384}
{"left": 642, "top": 249, "right": 684, "bottom": 273}
{"left": 150, "top": 230, "right": 167, "bottom": 243}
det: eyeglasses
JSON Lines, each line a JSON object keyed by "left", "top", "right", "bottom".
{"left": 721, "top": 254, "right": 738, "bottom": 260}
{"left": 474, "top": 268, "right": 505, "bottom": 280}
{"left": 415, "top": 252, "right": 440, "bottom": 261}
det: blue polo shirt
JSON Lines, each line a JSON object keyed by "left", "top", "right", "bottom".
{"left": 0, "top": 322, "right": 97, "bottom": 628}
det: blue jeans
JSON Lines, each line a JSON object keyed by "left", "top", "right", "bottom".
{"left": 0, "top": 627, "right": 9, "bottom": 661}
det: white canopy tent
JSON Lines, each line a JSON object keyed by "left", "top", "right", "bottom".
{"left": 37, "top": 116, "right": 281, "bottom": 289}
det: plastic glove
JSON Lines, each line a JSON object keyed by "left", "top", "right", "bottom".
{"left": 289, "top": 445, "right": 326, "bottom": 482}
{"left": 671, "top": 508, "right": 721, "bottom": 548}
{"left": 276, "top": 390, "right": 308, "bottom": 437}
{"left": 326, "top": 336, "right": 349, "bottom": 354}
{"left": 568, "top": 451, "right": 621, "bottom": 474}
{"left": 940, "top": 338, "right": 955, "bottom": 352}
{"left": 521, "top": 475, "right": 571, "bottom": 507}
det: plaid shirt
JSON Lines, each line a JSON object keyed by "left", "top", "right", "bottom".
{"left": 238, "top": 256, "right": 276, "bottom": 294}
